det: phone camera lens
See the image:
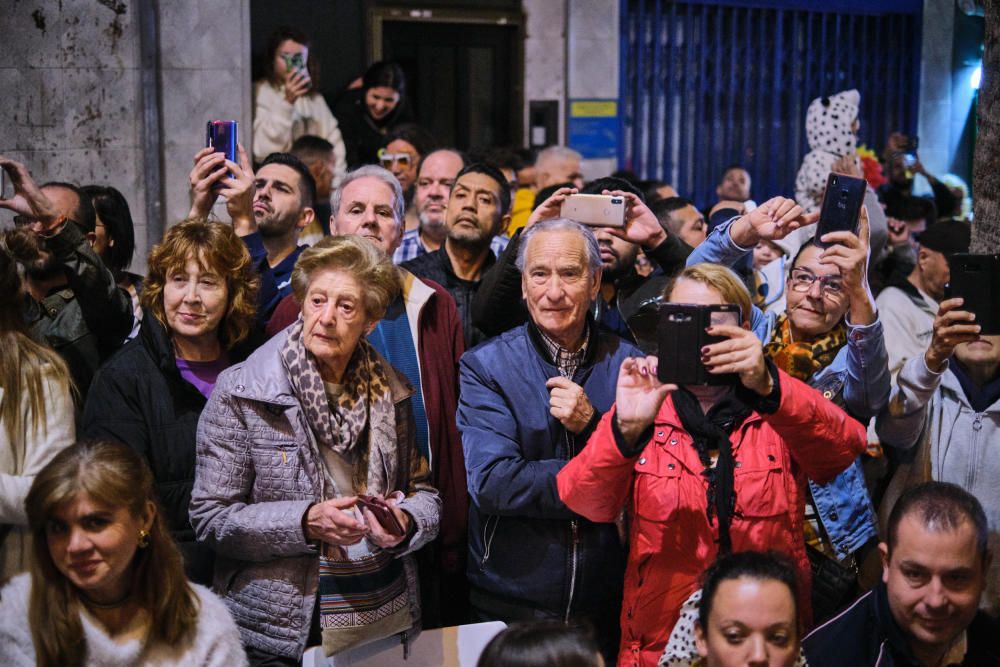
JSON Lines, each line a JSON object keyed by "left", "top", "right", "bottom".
{"left": 612, "top": 198, "right": 622, "bottom": 204}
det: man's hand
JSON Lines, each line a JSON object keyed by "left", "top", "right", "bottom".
{"left": 924, "top": 298, "right": 980, "bottom": 372}
{"left": 546, "top": 376, "right": 596, "bottom": 434}
{"left": 362, "top": 493, "right": 412, "bottom": 550}
{"left": 304, "top": 496, "right": 368, "bottom": 546}
{"left": 729, "top": 196, "right": 818, "bottom": 248}
{"left": 819, "top": 206, "right": 875, "bottom": 326}
{"left": 189, "top": 147, "right": 225, "bottom": 218}
{"left": 614, "top": 356, "right": 675, "bottom": 447}
{"left": 0, "top": 157, "right": 61, "bottom": 231}
{"left": 188, "top": 144, "right": 256, "bottom": 234}
{"left": 526, "top": 186, "right": 577, "bottom": 229}
{"left": 703, "top": 325, "right": 773, "bottom": 396}
{"left": 605, "top": 190, "right": 667, "bottom": 249}
{"left": 283, "top": 69, "right": 311, "bottom": 105}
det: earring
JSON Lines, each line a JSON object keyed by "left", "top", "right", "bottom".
{"left": 137, "top": 529, "right": 150, "bottom": 549}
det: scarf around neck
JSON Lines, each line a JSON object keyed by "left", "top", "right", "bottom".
{"left": 671, "top": 388, "right": 752, "bottom": 556}
{"left": 764, "top": 313, "right": 847, "bottom": 382}
{"left": 280, "top": 316, "right": 397, "bottom": 493}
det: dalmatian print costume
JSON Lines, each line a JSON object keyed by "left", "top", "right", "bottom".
{"left": 794, "top": 89, "right": 860, "bottom": 213}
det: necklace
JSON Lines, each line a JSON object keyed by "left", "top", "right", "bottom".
{"left": 80, "top": 590, "right": 133, "bottom": 610}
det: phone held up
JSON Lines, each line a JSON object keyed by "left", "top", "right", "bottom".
{"left": 560, "top": 194, "right": 626, "bottom": 227}
{"left": 815, "top": 172, "right": 866, "bottom": 248}
{"left": 206, "top": 120, "right": 238, "bottom": 184}
{"left": 947, "top": 253, "right": 1000, "bottom": 336}
{"left": 282, "top": 53, "right": 311, "bottom": 90}
{"left": 657, "top": 303, "right": 742, "bottom": 386}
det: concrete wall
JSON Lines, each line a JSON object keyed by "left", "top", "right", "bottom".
{"left": 0, "top": 0, "right": 251, "bottom": 272}
{"left": 522, "top": 0, "right": 568, "bottom": 145}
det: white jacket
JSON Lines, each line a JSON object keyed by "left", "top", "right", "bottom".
{"left": 0, "top": 364, "right": 74, "bottom": 580}
{"left": 0, "top": 574, "right": 248, "bottom": 666}
{"left": 252, "top": 80, "right": 347, "bottom": 188}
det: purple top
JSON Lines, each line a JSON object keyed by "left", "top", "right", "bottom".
{"left": 176, "top": 353, "right": 230, "bottom": 398}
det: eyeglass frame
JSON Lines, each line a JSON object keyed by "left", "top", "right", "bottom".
{"left": 787, "top": 267, "right": 845, "bottom": 297}
{"left": 377, "top": 148, "right": 413, "bottom": 169}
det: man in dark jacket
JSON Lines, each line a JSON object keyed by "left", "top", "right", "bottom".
{"left": 402, "top": 162, "right": 511, "bottom": 347}
{"left": 804, "top": 482, "right": 1000, "bottom": 666}
{"left": 0, "top": 157, "right": 133, "bottom": 400}
{"left": 457, "top": 218, "right": 639, "bottom": 662}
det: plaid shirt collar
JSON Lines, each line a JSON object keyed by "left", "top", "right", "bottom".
{"left": 536, "top": 326, "right": 590, "bottom": 378}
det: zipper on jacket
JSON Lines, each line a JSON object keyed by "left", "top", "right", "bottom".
{"left": 565, "top": 519, "right": 579, "bottom": 622}
{"left": 966, "top": 413, "right": 984, "bottom": 490}
{"left": 481, "top": 515, "right": 500, "bottom": 568}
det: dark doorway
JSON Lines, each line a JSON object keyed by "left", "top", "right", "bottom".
{"left": 376, "top": 10, "right": 523, "bottom": 150}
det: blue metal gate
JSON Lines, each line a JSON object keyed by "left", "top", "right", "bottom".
{"left": 619, "top": 0, "right": 923, "bottom": 207}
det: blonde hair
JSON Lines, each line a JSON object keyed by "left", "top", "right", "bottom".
{"left": 141, "top": 218, "right": 259, "bottom": 348}
{"left": 292, "top": 234, "right": 400, "bottom": 320}
{"left": 25, "top": 440, "right": 199, "bottom": 667}
{"left": 0, "top": 245, "right": 74, "bottom": 448}
{"left": 663, "top": 262, "right": 752, "bottom": 326}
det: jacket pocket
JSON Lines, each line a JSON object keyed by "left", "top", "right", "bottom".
{"left": 734, "top": 459, "right": 789, "bottom": 518}
{"left": 632, "top": 452, "right": 681, "bottom": 522}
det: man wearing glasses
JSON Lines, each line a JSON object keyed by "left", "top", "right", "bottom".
{"left": 687, "top": 194, "right": 890, "bottom": 624}
{"left": 0, "top": 157, "right": 134, "bottom": 399}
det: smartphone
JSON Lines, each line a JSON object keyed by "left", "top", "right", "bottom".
{"left": 282, "top": 53, "right": 311, "bottom": 89}
{"left": 947, "top": 254, "right": 1000, "bottom": 335}
{"left": 656, "top": 303, "right": 742, "bottom": 386}
{"left": 206, "top": 120, "right": 238, "bottom": 185}
{"left": 356, "top": 495, "right": 405, "bottom": 537}
{"left": 560, "top": 194, "right": 626, "bottom": 227}
{"left": 815, "top": 173, "right": 866, "bottom": 248}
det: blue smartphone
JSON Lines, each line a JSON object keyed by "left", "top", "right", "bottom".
{"left": 206, "top": 120, "right": 238, "bottom": 163}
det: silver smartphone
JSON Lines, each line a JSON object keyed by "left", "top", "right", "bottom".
{"left": 560, "top": 194, "right": 626, "bottom": 227}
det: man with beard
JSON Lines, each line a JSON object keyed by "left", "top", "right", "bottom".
{"left": 189, "top": 148, "right": 315, "bottom": 326}
{"left": 471, "top": 177, "right": 693, "bottom": 342}
{"left": 402, "top": 162, "right": 510, "bottom": 347}
{"left": 0, "top": 158, "right": 134, "bottom": 399}
{"left": 392, "top": 149, "right": 465, "bottom": 263}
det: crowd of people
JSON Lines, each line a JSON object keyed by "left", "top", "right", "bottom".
{"left": 0, "top": 27, "right": 995, "bottom": 667}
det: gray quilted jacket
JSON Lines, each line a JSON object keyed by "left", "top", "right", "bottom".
{"left": 190, "top": 331, "right": 441, "bottom": 659}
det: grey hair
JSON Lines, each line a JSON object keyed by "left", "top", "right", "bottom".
{"left": 534, "top": 145, "right": 582, "bottom": 169}
{"left": 516, "top": 218, "right": 602, "bottom": 278}
{"left": 330, "top": 165, "right": 405, "bottom": 229}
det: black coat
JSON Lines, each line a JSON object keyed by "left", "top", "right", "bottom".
{"left": 81, "top": 311, "right": 254, "bottom": 584}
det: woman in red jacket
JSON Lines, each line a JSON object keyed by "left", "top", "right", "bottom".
{"left": 557, "top": 262, "right": 866, "bottom": 667}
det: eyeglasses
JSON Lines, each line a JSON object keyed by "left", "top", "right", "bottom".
{"left": 12, "top": 215, "right": 32, "bottom": 227}
{"left": 789, "top": 268, "right": 844, "bottom": 297}
{"left": 377, "top": 149, "right": 412, "bottom": 169}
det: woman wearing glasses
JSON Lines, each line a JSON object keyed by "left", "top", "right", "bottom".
{"left": 681, "top": 197, "right": 890, "bottom": 626}
{"left": 379, "top": 124, "right": 436, "bottom": 233}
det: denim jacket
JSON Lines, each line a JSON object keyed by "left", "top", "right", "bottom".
{"left": 689, "top": 220, "right": 889, "bottom": 558}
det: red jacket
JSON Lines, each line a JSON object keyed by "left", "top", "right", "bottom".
{"left": 557, "top": 370, "right": 866, "bottom": 667}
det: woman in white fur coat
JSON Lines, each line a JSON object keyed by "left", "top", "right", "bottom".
{"left": 0, "top": 440, "right": 247, "bottom": 667}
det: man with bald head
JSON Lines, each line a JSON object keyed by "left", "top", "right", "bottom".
{"left": 0, "top": 158, "right": 133, "bottom": 399}
{"left": 393, "top": 149, "right": 465, "bottom": 264}
{"left": 534, "top": 145, "right": 584, "bottom": 190}
{"left": 266, "top": 165, "right": 469, "bottom": 627}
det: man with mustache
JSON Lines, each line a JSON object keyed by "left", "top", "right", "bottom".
{"left": 402, "top": 162, "right": 511, "bottom": 347}
{"left": 0, "top": 157, "right": 134, "bottom": 399}
{"left": 392, "top": 149, "right": 465, "bottom": 263}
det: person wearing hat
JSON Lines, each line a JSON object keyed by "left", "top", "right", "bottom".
{"left": 875, "top": 219, "right": 971, "bottom": 379}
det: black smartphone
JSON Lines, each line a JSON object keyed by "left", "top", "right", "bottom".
{"left": 656, "top": 303, "right": 742, "bottom": 386}
{"left": 815, "top": 173, "right": 867, "bottom": 248}
{"left": 947, "top": 254, "right": 1000, "bottom": 335}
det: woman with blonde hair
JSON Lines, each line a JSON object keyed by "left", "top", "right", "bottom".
{"left": 0, "top": 439, "right": 246, "bottom": 666}
{"left": 557, "top": 262, "right": 867, "bottom": 666}
{"left": 82, "top": 218, "right": 259, "bottom": 585}
{"left": 0, "top": 243, "right": 75, "bottom": 580}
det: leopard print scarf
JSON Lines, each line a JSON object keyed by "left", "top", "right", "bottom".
{"left": 764, "top": 313, "right": 847, "bottom": 381}
{"left": 280, "top": 315, "right": 396, "bottom": 492}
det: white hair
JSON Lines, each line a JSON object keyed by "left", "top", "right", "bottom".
{"left": 330, "top": 165, "right": 405, "bottom": 229}
{"left": 534, "top": 145, "right": 582, "bottom": 169}
{"left": 516, "top": 218, "right": 602, "bottom": 278}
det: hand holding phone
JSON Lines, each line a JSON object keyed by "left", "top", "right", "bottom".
{"left": 560, "top": 194, "right": 626, "bottom": 227}
{"left": 356, "top": 494, "right": 406, "bottom": 538}
{"left": 948, "top": 253, "right": 1000, "bottom": 335}
{"left": 815, "top": 173, "right": 866, "bottom": 248}
{"left": 657, "top": 304, "right": 742, "bottom": 386}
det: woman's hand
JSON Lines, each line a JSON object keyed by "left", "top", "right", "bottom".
{"left": 362, "top": 493, "right": 412, "bottom": 550}
{"left": 702, "top": 325, "right": 773, "bottom": 396}
{"left": 614, "top": 356, "right": 675, "bottom": 447}
{"left": 924, "top": 298, "right": 980, "bottom": 372}
{"left": 283, "top": 68, "right": 311, "bottom": 104}
{"left": 526, "top": 186, "right": 577, "bottom": 229}
{"left": 819, "top": 205, "right": 875, "bottom": 325}
{"left": 304, "top": 496, "right": 368, "bottom": 546}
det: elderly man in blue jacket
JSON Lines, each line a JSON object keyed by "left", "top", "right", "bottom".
{"left": 457, "top": 218, "right": 640, "bottom": 661}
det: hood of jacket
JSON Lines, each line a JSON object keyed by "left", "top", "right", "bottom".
{"left": 805, "top": 89, "right": 860, "bottom": 157}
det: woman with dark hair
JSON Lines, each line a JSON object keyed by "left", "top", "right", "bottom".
{"left": 334, "top": 61, "right": 412, "bottom": 169}
{"left": 253, "top": 26, "right": 347, "bottom": 186}
{"left": 80, "top": 185, "right": 143, "bottom": 339}
{"left": 0, "top": 246, "right": 74, "bottom": 580}
{"left": 82, "top": 218, "right": 259, "bottom": 585}
{"left": 477, "top": 621, "right": 604, "bottom": 667}
{"left": 0, "top": 439, "right": 246, "bottom": 666}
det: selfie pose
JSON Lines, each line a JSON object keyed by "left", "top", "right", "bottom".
{"left": 253, "top": 26, "right": 347, "bottom": 188}
{"left": 557, "top": 262, "right": 867, "bottom": 667}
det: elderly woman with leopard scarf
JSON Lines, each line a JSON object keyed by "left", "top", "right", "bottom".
{"left": 191, "top": 235, "right": 440, "bottom": 667}
{"left": 684, "top": 198, "right": 891, "bottom": 626}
